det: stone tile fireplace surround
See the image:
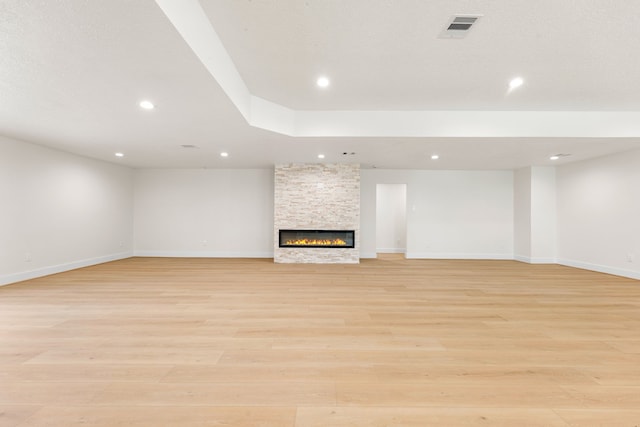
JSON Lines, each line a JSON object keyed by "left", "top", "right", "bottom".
{"left": 274, "top": 163, "right": 360, "bottom": 263}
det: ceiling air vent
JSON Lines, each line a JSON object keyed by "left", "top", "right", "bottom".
{"left": 439, "top": 15, "right": 482, "bottom": 39}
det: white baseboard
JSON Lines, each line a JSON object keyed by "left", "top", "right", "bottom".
{"left": 514, "top": 255, "right": 557, "bottom": 264}
{"left": 359, "top": 252, "right": 378, "bottom": 259}
{"left": 557, "top": 258, "right": 640, "bottom": 281}
{"left": 133, "top": 250, "right": 274, "bottom": 258}
{"left": 405, "top": 252, "right": 514, "bottom": 260}
{"left": 0, "top": 251, "right": 133, "bottom": 287}
{"left": 5, "top": 252, "right": 635, "bottom": 286}
{"left": 376, "top": 248, "right": 406, "bottom": 254}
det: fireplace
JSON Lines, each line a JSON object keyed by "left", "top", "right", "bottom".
{"left": 279, "top": 229, "right": 355, "bottom": 248}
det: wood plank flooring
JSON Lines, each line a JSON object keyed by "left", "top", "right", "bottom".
{"left": 1, "top": 255, "right": 640, "bottom": 426}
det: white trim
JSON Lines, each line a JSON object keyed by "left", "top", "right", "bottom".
{"left": 0, "top": 252, "right": 133, "bottom": 287}
{"left": 514, "top": 255, "right": 557, "bottom": 264}
{"left": 514, "top": 254, "right": 531, "bottom": 263}
{"left": 359, "top": 252, "right": 378, "bottom": 259}
{"left": 529, "top": 257, "right": 557, "bottom": 264}
{"left": 376, "top": 248, "right": 406, "bottom": 254}
{"left": 557, "top": 258, "right": 640, "bottom": 281}
{"left": 4, "top": 251, "right": 637, "bottom": 285}
{"left": 133, "top": 250, "right": 273, "bottom": 258}
{"left": 405, "top": 252, "right": 514, "bottom": 260}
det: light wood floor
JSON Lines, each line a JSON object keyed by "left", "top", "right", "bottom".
{"left": 1, "top": 255, "right": 640, "bottom": 426}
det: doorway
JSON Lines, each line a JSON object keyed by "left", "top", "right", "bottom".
{"left": 376, "top": 184, "right": 407, "bottom": 254}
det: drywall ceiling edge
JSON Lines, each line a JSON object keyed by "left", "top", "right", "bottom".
{"left": 155, "top": 0, "right": 640, "bottom": 138}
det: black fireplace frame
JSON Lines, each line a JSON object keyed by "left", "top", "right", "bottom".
{"left": 279, "top": 229, "right": 355, "bottom": 248}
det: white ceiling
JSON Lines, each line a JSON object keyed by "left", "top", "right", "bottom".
{"left": 202, "top": 0, "right": 640, "bottom": 111}
{"left": 1, "top": 0, "right": 639, "bottom": 170}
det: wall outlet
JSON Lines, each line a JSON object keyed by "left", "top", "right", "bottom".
{"left": 627, "top": 252, "right": 635, "bottom": 263}
{"left": 202, "top": 240, "right": 208, "bottom": 246}
{"left": 25, "top": 253, "right": 32, "bottom": 262}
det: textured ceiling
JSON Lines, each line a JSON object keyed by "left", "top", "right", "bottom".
{"left": 201, "top": 0, "right": 640, "bottom": 111}
{"left": 1, "top": 0, "right": 639, "bottom": 169}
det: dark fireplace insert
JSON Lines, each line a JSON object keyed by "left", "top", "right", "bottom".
{"left": 279, "top": 229, "right": 355, "bottom": 248}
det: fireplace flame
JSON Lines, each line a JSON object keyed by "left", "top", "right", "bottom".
{"left": 285, "top": 238, "right": 348, "bottom": 246}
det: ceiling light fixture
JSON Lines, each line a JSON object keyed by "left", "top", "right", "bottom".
{"left": 316, "top": 76, "right": 330, "bottom": 88}
{"left": 550, "top": 155, "right": 560, "bottom": 160}
{"left": 220, "top": 152, "right": 229, "bottom": 158}
{"left": 431, "top": 154, "right": 440, "bottom": 160}
{"left": 115, "top": 152, "right": 124, "bottom": 157}
{"left": 139, "top": 100, "right": 155, "bottom": 110}
{"left": 509, "top": 77, "right": 524, "bottom": 91}
{"left": 317, "top": 154, "right": 325, "bottom": 159}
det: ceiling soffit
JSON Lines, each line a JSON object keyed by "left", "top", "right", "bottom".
{"left": 155, "top": 0, "right": 640, "bottom": 139}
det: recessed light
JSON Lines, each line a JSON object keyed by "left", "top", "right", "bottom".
{"left": 431, "top": 154, "right": 439, "bottom": 160}
{"left": 115, "top": 152, "right": 124, "bottom": 157}
{"left": 549, "top": 155, "right": 560, "bottom": 160}
{"left": 317, "top": 154, "right": 325, "bottom": 159}
{"left": 220, "top": 152, "right": 229, "bottom": 158}
{"left": 316, "top": 76, "right": 330, "bottom": 88}
{"left": 509, "top": 77, "right": 524, "bottom": 90}
{"left": 139, "top": 100, "right": 155, "bottom": 110}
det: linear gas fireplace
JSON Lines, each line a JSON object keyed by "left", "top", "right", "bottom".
{"left": 279, "top": 229, "right": 355, "bottom": 248}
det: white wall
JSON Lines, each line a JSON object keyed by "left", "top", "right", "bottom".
{"left": 376, "top": 184, "right": 406, "bottom": 253}
{"left": 6, "top": 138, "right": 636, "bottom": 284}
{"left": 0, "top": 136, "right": 133, "bottom": 286}
{"left": 557, "top": 148, "right": 640, "bottom": 279}
{"left": 513, "top": 168, "right": 532, "bottom": 259}
{"left": 362, "top": 169, "right": 514, "bottom": 259}
{"left": 514, "top": 166, "right": 557, "bottom": 263}
{"left": 134, "top": 168, "right": 274, "bottom": 257}
{"left": 530, "top": 167, "right": 556, "bottom": 262}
